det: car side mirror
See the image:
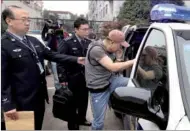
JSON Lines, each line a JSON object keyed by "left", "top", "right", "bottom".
{"left": 110, "top": 86, "right": 167, "bottom": 129}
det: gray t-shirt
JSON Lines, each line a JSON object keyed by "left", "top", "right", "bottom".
{"left": 85, "top": 40, "right": 112, "bottom": 89}
{"left": 138, "top": 64, "right": 163, "bottom": 90}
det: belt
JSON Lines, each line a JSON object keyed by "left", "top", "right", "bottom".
{"left": 88, "top": 84, "right": 110, "bottom": 93}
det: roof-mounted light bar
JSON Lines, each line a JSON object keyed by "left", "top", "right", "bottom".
{"left": 150, "top": 4, "right": 190, "bottom": 22}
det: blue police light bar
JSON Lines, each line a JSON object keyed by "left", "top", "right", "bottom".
{"left": 150, "top": 4, "right": 190, "bottom": 22}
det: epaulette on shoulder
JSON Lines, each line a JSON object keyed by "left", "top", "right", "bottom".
{"left": 64, "top": 36, "right": 72, "bottom": 41}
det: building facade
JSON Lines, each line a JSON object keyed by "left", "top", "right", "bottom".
{"left": 1, "top": 0, "right": 43, "bottom": 31}
{"left": 88, "top": 0, "right": 124, "bottom": 21}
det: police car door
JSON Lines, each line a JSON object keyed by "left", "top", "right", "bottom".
{"left": 128, "top": 26, "right": 169, "bottom": 130}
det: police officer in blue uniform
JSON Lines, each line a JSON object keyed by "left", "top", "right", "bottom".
{"left": 1, "top": 6, "right": 85, "bottom": 130}
{"left": 57, "top": 18, "right": 91, "bottom": 130}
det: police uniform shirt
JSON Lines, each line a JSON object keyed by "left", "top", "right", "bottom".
{"left": 7, "top": 31, "right": 25, "bottom": 41}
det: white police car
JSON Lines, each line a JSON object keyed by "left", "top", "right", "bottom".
{"left": 110, "top": 4, "right": 190, "bottom": 130}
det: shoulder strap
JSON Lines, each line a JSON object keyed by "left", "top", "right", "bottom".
{"left": 87, "top": 44, "right": 103, "bottom": 66}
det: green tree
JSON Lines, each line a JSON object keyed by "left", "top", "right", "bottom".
{"left": 117, "top": 0, "right": 150, "bottom": 25}
{"left": 118, "top": 0, "right": 184, "bottom": 25}
{"left": 99, "top": 21, "right": 127, "bottom": 39}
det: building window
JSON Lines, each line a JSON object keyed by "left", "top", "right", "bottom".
{"left": 101, "top": 9, "right": 103, "bottom": 18}
{"left": 103, "top": 7, "right": 105, "bottom": 17}
{"left": 102, "top": 9, "right": 104, "bottom": 18}
{"left": 106, "top": 4, "right": 108, "bottom": 14}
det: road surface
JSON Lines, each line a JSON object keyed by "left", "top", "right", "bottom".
{"left": 42, "top": 75, "right": 123, "bottom": 130}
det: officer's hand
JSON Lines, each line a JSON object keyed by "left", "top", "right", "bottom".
{"left": 77, "top": 57, "right": 85, "bottom": 65}
{"left": 5, "top": 109, "right": 19, "bottom": 120}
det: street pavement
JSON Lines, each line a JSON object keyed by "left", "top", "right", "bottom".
{"left": 42, "top": 75, "right": 123, "bottom": 130}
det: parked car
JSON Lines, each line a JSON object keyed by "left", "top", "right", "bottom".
{"left": 110, "top": 22, "right": 190, "bottom": 130}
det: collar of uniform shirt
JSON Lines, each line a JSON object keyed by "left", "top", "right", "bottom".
{"left": 6, "top": 30, "right": 25, "bottom": 41}
{"left": 75, "top": 33, "right": 85, "bottom": 44}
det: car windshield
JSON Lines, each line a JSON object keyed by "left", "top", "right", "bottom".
{"left": 175, "top": 30, "right": 190, "bottom": 118}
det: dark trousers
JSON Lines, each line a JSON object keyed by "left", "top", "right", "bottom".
{"left": 34, "top": 100, "right": 45, "bottom": 130}
{"left": 34, "top": 109, "right": 45, "bottom": 130}
{"left": 67, "top": 73, "right": 89, "bottom": 129}
{"left": 1, "top": 122, "right": 6, "bottom": 130}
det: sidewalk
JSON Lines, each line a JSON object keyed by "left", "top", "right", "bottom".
{"left": 43, "top": 75, "right": 123, "bottom": 130}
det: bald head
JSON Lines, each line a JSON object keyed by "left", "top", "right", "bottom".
{"left": 108, "top": 29, "right": 129, "bottom": 48}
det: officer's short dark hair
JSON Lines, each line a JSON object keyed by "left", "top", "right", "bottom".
{"left": 74, "top": 17, "right": 88, "bottom": 29}
{"left": 2, "top": 5, "right": 22, "bottom": 24}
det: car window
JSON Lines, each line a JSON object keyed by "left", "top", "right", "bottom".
{"left": 123, "top": 29, "right": 147, "bottom": 77}
{"left": 183, "top": 44, "right": 190, "bottom": 84}
{"left": 177, "top": 35, "right": 190, "bottom": 84}
{"left": 135, "top": 29, "right": 167, "bottom": 90}
{"left": 134, "top": 29, "right": 169, "bottom": 127}
{"left": 175, "top": 31, "right": 190, "bottom": 117}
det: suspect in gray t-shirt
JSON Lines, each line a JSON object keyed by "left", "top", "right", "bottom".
{"left": 85, "top": 40, "right": 112, "bottom": 90}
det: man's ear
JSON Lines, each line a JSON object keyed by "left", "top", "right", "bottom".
{"left": 74, "top": 28, "right": 78, "bottom": 32}
{"left": 5, "top": 17, "right": 12, "bottom": 26}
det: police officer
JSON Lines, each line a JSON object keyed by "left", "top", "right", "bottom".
{"left": 57, "top": 18, "right": 91, "bottom": 130}
{"left": 1, "top": 6, "right": 85, "bottom": 130}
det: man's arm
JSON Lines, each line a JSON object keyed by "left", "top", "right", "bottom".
{"left": 137, "top": 66, "right": 155, "bottom": 80}
{"left": 99, "top": 55, "right": 135, "bottom": 72}
{"left": 137, "top": 65, "right": 163, "bottom": 80}
{"left": 57, "top": 40, "right": 69, "bottom": 84}
{"left": 89, "top": 45, "right": 134, "bottom": 72}
{"left": 1, "top": 47, "right": 18, "bottom": 120}
{"left": 33, "top": 38, "right": 84, "bottom": 64}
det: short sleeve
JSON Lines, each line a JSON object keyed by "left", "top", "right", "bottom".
{"left": 90, "top": 46, "right": 106, "bottom": 61}
{"left": 152, "top": 65, "right": 163, "bottom": 80}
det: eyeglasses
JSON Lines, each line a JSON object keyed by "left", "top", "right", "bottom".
{"left": 11, "top": 17, "right": 31, "bottom": 23}
{"left": 106, "top": 37, "right": 120, "bottom": 45}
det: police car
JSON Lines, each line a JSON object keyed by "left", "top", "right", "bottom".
{"left": 110, "top": 4, "right": 190, "bottom": 130}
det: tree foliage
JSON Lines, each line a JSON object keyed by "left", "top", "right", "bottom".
{"left": 118, "top": 0, "right": 184, "bottom": 25}
{"left": 118, "top": 0, "right": 150, "bottom": 25}
{"left": 99, "top": 21, "right": 127, "bottom": 39}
